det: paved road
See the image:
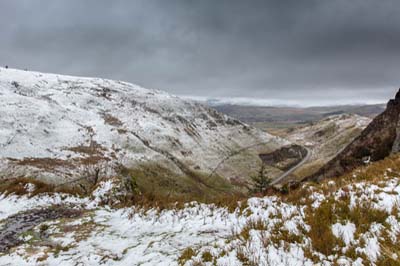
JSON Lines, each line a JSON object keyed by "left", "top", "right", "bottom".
{"left": 271, "top": 147, "right": 311, "bottom": 186}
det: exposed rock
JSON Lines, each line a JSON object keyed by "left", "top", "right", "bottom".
{"left": 259, "top": 144, "right": 307, "bottom": 171}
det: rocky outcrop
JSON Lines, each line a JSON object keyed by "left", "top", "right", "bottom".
{"left": 259, "top": 144, "right": 308, "bottom": 171}
{"left": 307, "top": 89, "right": 400, "bottom": 182}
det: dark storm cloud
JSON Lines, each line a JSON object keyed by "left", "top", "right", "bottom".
{"left": 1, "top": 0, "right": 399, "bottom": 106}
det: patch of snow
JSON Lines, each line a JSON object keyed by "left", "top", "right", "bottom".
{"left": 0, "top": 193, "right": 88, "bottom": 220}
{"left": 24, "top": 183, "right": 36, "bottom": 193}
{"left": 332, "top": 222, "right": 356, "bottom": 245}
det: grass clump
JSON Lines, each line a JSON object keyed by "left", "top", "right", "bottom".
{"left": 201, "top": 251, "right": 213, "bottom": 262}
{"left": 348, "top": 204, "right": 388, "bottom": 235}
{"left": 306, "top": 199, "right": 339, "bottom": 255}
{"left": 239, "top": 219, "right": 267, "bottom": 241}
{"left": 236, "top": 247, "right": 252, "bottom": 265}
{"left": 178, "top": 247, "right": 196, "bottom": 265}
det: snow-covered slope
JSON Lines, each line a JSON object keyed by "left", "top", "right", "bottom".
{"left": 286, "top": 114, "right": 370, "bottom": 148}
{"left": 282, "top": 114, "right": 371, "bottom": 180}
{"left": 0, "top": 154, "right": 399, "bottom": 265}
{"left": 0, "top": 68, "right": 287, "bottom": 191}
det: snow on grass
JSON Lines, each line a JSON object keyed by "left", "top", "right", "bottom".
{"left": 0, "top": 200, "right": 239, "bottom": 265}
{"left": 1, "top": 167, "right": 400, "bottom": 265}
{"left": 181, "top": 177, "right": 400, "bottom": 266}
{"left": 332, "top": 222, "right": 355, "bottom": 246}
{"left": 0, "top": 193, "right": 88, "bottom": 220}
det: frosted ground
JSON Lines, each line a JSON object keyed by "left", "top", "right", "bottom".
{"left": 0, "top": 167, "right": 399, "bottom": 265}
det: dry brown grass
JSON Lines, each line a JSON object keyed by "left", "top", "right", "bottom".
{"left": 201, "top": 251, "right": 213, "bottom": 262}
{"left": 121, "top": 189, "right": 247, "bottom": 213}
{"left": 339, "top": 153, "right": 400, "bottom": 183}
{"left": 270, "top": 224, "right": 304, "bottom": 246}
{"left": 377, "top": 242, "right": 400, "bottom": 266}
{"left": 306, "top": 199, "right": 340, "bottom": 256}
{"left": 77, "top": 155, "right": 110, "bottom": 166}
{"left": 13, "top": 153, "right": 110, "bottom": 171}
{"left": 238, "top": 219, "right": 267, "bottom": 241}
{"left": 178, "top": 154, "right": 400, "bottom": 264}
{"left": 285, "top": 154, "right": 400, "bottom": 205}
{"left": 178, "top": 247, "right": 196, "bottom": 266}
{"left": 66, "top": 141, "right": 106, "bottom": 156}
{"left": 117, "top": 128, "right": 128, "bottom": 134}
{"left": 15, "top": 157, "right": 73, "bottom": 170}
{"left": 117, "top": 162, "right": 246, "bottom": 211}
{"left": 101, "top": 113, "right": 123, "bottom": 127}
{"left": 346, "top": 203, "right": 389, "bottom": 235}
{"left": 236, "top": 246, "right": 252, "bottom": 265}
{"left": 304, "top": 188, "right": 390, "bottom": 257}
{"left": 0, "top": 178, "right": 84, "bottom": 197}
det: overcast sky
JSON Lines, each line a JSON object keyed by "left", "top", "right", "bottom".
{"left": 1, "top": 0, "right": 399, "bottom": 106}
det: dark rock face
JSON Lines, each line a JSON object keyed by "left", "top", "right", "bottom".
{"left": 307, "top": 89, "right": 400, "bottom": 182}
{"left": 260, "top": 144, "right": 308, "bottom": 171}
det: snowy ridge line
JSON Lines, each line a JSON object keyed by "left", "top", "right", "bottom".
{"left": 0, "top": 67, "right": 289, "bottom": 186}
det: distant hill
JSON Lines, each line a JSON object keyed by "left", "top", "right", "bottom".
{"left": 212, "top": 103, "right": 385, "bottom": 125}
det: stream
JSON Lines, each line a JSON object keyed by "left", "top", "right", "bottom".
{"left": 0, "top": 206, "right": 81, "bottom": 253}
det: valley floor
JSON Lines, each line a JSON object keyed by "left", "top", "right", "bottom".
{"left": 1, "top": 156, "right": 400, "bottom": 266}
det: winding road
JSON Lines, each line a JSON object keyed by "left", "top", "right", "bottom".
{"left": 270, "top": 147, "right": 311, "bottom": 186}
{"left": 208, "top": 141, "right": 311, "bottom": 186}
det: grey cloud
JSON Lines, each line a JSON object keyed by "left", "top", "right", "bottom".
{"left": 0, "top": 0, "right": 399, "bottom": 105}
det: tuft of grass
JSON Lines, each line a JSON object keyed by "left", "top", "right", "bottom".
{"left": 236, "top": 247, "right": 251, "bottom": 265}
{"left": 53, "top": 243, "right": 71, "bottom": 256}
{"left": 238, "top": 219, "right": 267, "bottom": 241}
{"left": 306, "top": 199, "right": 339, "bottom": 256}
{"left": 348, "top": 204, "right": 388, "bottom": 235}
{"left": 101, "top": 113, "right": 123, "bottom": 127}
{"left": 178, "top": 247, "right": 196, "bottom": 265}
{"left": 201, "top": 251, "right": 213, "bottom": 262}
{"left": 270, "top": 228, "right": 304, "bottom": 246}
{"left": 375, "top": 230, "right": 400, "bottom": 266}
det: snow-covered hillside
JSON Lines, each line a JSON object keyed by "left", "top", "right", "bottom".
{"left": 0, "top": 68, "right": 287, "bottom": 190}
{"left": 286, "top": 114, "right": 371, "bottom": 148}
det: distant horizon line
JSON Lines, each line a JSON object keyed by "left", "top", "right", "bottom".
{"left": 180, "top": 95, "right": 386, "bottom": 108}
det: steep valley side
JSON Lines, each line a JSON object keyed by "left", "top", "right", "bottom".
{"left": 0, "top": 68, "right": 289, "bottom": 198}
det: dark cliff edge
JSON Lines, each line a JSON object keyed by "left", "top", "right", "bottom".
{"left": 306, "top": 88, "right": 400, "bottom": 182}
